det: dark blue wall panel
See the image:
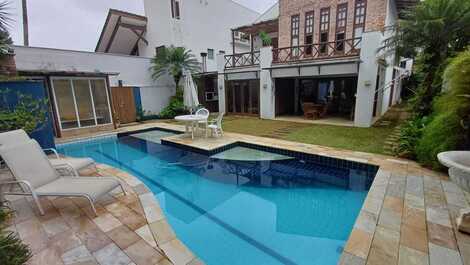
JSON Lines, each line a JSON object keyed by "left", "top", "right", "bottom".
{"left": 133, "top": 87, "right": 142, "bottom": 111}
{"left": 0, "top": 81, "right": 55, "bottom": 149}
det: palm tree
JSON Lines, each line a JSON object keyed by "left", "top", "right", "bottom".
{"left": 382, "top": 0, "right": 470, "bottom": 115}
{"left": 0, "top": 1, "right": 10, "bottom": 32}
{"left": 150, "top": 46, "right": 200, "bottom": 90}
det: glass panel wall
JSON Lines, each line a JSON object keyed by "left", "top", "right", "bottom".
{"left": 53, "top": 80, "right": 78, "bottom": 129}
{"left": 90, "top": 79, "right": 112, "bottom": 125}
{"left": 52, "top": 78, "right": 112, "bottom": 130}
{"left": 73, "top": 80, "right": 96, "bottom": 127}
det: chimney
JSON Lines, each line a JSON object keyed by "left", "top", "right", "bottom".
{"left": 200, "top": 52, "right": 207, "bottom": 73}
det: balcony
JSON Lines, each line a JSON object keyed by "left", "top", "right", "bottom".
{"left": 272, "top": 38, "right": 362, "bottom": 64}
{"left": 224, "top": 51, "right": 260, "bottom": 69}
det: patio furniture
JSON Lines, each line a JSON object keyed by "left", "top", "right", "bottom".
{"left": 302, "top": 103, "right": 327, "bottom": 120}
{"left": 438, "top": 151, "right": 470, "bottom": 192}
{"left": 0, "top": 140, "right": 125, "bottom": 216}
{"left": 208, "top": 112, "right": 225, "bottom": 137}
{"left": 437, "top": 151, "right": 470, "bottom": 234}
{"left": 175, "top": 114, "right": 209, "bottom": 139}
{"left": 196, "top": 108, "right": 210, "bottom": 135}
{"left": 0, "top": 129, "right": 95, "bottom": 175}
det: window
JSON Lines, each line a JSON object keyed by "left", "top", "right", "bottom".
{"left": 52, "top": 78, "right": 112, "bottom": 130}
{"left": 208, "top": 49, "right": 214, "bottom": 60}
{"left": 291, "top": 15, "right": 300, "bottom": 57}
{"left": 305, "top": 11, "right": 314, "bottom": 56}
{"left": 155, "top": 45, "right": 166, "bottom": 56}
{"left": 171, "top": 0, "right": 180, "bottom": 19}
{"left": 353, "top": 0, "right": 366, "bottom": 48}
{"left": 335, "top": 4, "right": 348, "bottom": 52}
{"left": 319, "top": 8, "right": 330, "bottom": 55}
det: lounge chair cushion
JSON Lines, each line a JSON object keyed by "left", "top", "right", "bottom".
{"left": 49, "top": 157, "right": 95, "bottom": 170}
{"left": 35, "top": 176, "right": 120, "bottom": 201}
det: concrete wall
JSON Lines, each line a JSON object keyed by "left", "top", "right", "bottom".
{"left": 354, "top": 31, "right": 382, "bottom": 127}
{"left": 14, "top": 45, "right": 173, "bottom": 114}
{"left": 141, "top": 0, "right": 259, "bottom": 72}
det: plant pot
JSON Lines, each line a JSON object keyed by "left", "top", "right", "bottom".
{"left": 0, "top": 53, "right": 17, "bottom": 76}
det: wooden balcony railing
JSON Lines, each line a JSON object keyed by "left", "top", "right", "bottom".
{"left": 224, "top": 51, "right": 260, "bottom": 69}
{"left": 272, "top": 38, "right": 362, "bottom": 64}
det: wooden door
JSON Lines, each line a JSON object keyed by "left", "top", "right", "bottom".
{"left": 111, "top": 87, "right": 136, "bottom": 124}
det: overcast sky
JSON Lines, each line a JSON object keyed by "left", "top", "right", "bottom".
{"left": 6, "top": 0, "right": 276, "bottom": 51}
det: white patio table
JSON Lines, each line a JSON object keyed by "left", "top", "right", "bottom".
{"left": 174, "top": 114, "right": 208, "bottom": 139}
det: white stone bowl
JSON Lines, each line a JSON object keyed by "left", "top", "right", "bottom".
{"left": 438, "top": 151, "right": 470, "bottom": 192}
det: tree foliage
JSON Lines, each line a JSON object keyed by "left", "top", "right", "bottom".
{"left": 383, "top": 0, "right": 470, "bottom": 116}
{"left": 150, "top": 46, "right": 199, "bottom": 88}
{"left": 0, "top": 89, "right": 49, "bottom": 133}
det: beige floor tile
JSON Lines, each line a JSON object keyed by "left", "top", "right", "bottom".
{"left": 28, "top": 247, "right": 64, "bottom": 265}
{"left": 398, "top": 246, "right": 429, "bottom": 265}
{"left": 92, "top": 243, "right": 131, "bottom": 265}
{"left": 371, "top": 226, "right": 400, "bottom": 259}
{"left": 135, "top": 224, "right": 157, "bottom": 248}
{"left": 93, "top": 213, "right": 122, "bottom": 233}
{"left": 427, "top": 222, "right": 458, "bottom": 250}
{"left": 344, "top": 229, "right": 373, "bottom": 259}
{"left": 106, "top": 225, "right": 141, "bottom": 250}
{"left": 124, "top": 240, "right": 165, "bottom": 265}
{"left": 61, "top": 245, "right": 95, "bottom": 265}
{"left": 160, "top": 239, "right": 195, "bottom": 265}
{"left": 42, "top": 216, "right": 70, "bottom": 237}
{"left": 149, "top": 219, "right": 177, "bottom": 245}
{"left": 401, "top": 224, "right": 428, "bottom": 253}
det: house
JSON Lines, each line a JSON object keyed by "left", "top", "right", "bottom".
{"left": 218, "top": 0, "right": 417, "bottom": 127}
{"left": 11, "top": 0, "right": 259, "bottom": 138}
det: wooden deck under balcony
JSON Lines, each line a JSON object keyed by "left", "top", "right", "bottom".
{"left": 272, "top": 38, "right": 362, "bottom": 64}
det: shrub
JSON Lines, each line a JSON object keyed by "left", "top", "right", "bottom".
{"left": 414, "top": 50, "right": 470, "bottom": 168}
{"left": 395, "top": 116, "right": 428, "bottom": 159}
{"left": 158, "top": 87, "right": 187, "bottom": 119}
{"left": 0, "top": 206, "right": 32, "bottom": 265}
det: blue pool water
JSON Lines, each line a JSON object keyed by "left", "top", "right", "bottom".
{"left": 58, "top": 133, "right": 375, "bottom": 265}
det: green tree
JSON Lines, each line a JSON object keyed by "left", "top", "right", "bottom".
{"left": 0, "top": 206, "right": 32, "bottom": 265}
{"left": 0, "top": 1, "right": 12, "bottom": 57}
{"left": 150, "top": 46, "right": 199, "bottom": 90}
{"left": 383, "top": 0, "right": 470, "bottom": 116}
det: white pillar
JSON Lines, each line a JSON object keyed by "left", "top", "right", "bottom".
{"left": 216, "top": 53, "right": 226, "bottom": 114}
{"left": 259, "top": 47, "right": 275, "bottom": 119}
{"left": 354, "top": 31, "right": 382, "bottom": 127}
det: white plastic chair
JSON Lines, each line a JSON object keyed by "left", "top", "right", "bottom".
{"left": 208, "top": 112, "right": 224, "bottom": 137}
{"left": 195, "top": 108, "right": 210, "bottom": 137}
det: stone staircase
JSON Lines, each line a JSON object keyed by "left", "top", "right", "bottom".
{"left": 260, "top": 124, "right": 308, "bottom": 139}
{"left": 374, "top": 104, "right": 411, "bottom": 155}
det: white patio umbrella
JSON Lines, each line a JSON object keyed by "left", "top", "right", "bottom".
{"left": 183, "top": 70, "right": 200, "bottom": 114}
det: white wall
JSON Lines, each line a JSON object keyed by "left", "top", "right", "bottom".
{"left": 354, "top": 31, "right": 382, "bottom": 127}
{"left": 380, "top": 0, "right": 399, "bottom": 115}
{"left": 141, "top": 0, "right": 259, "bottom": 72}
{"left": 14, "top": 45, "right": 173, "bottom": 114}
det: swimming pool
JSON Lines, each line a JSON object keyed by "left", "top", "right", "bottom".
{"left": 58, "top": 131, "right": 376, "bottom": 265}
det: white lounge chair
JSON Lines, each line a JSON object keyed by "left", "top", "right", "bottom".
{"left": 208, "top": 112, "right": 224, "bottom": 137}
{"left": 0, "top": 129, "right": 95, "bottom": 175}
{"left": 0, "top": 140, "right": 125, "bottom": 216}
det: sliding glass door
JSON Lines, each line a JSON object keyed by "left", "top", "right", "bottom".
{"left": 52, "top": 78, "right": 112, "bottom": 130}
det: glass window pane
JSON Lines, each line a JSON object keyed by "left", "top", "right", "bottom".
{"left": 73, "top": 80, "right": 96, "bottom": 127}
{"left": 90, "top": 79, "right": 112, "bottom": 125}
{"left": 53, "top": 80, "right": 78, "bottom": 129}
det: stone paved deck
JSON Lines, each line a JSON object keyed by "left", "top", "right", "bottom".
{"left": 2, "top": 164, "right": 202, "bottom": 265}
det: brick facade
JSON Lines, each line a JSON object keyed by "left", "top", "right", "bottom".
{"left": 278, "top": 0, "right": 387, "bottom": 48}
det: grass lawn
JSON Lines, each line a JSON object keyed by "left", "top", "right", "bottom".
{"left": 221, "top": 116, "right": 396, "bottom": 155}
